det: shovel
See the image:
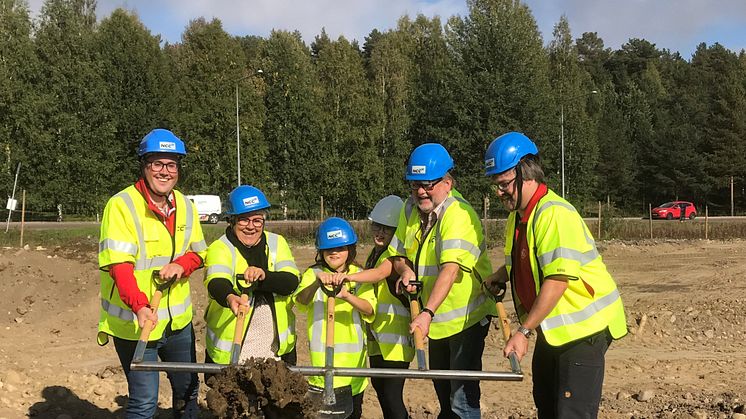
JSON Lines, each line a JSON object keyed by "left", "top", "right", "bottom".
{"left": 229, "top": 275, "right": 257, "bottom": 365}
{"left": 132, "top": 271, "right": 177, "bottom": 364}
{"left": 401, "top": 280, "right": 427, "bottom": 370}
{"left": 307, "top": 280, "right": 353, "bottom": 419}
{"left": 487, "top": 281, "right": 522, "bottom": 374}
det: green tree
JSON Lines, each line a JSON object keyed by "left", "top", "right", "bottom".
{"left": 33, "top": 0, "right": 115, "bottom": 215}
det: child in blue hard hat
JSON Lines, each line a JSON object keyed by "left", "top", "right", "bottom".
{"left": 294, "top": 217, "right": 376, "bottom": 419}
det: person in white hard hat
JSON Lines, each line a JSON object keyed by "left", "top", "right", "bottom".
{"left": 322, "top": 195, "right": 412, "bottom": 418}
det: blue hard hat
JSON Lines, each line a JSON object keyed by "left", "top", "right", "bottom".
{"left": 405, "top": 143, "right": 454, "bottom": 181}
{"left": 137, "top": 129, "right": 187, "bottom": 157}
{"left": 316, "top": 217, "right": 358, "bottom": 250}
{"left": 227, "top": 185, "right": 270, "bottom": 215}
{"left": 484, "top": 132, "right": 539, "bottom": 176}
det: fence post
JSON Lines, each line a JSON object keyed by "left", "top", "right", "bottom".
{"left": 648, "top": 203, "right": 653, "bottom": 240}
{"left": 19, "top": 190, "right": 26, "bottom": 248}
{"left": 597, "top": 201, "right": 602, "bottom": 239}
{"left": 320, "top": 195, "right": 324, "bottom": 221}
{"left": 705, "top": 205, "right": 709, "bottom": 240}
{"left": 483, "top": 195, "right": 489, "bottom": 240}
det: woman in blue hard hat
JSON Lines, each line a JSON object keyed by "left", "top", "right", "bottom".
{"left": 202, "top": 185, "right": 300, "bottom": 374}
{"left": 98, "top": 128, "right": 207, "bottom": 418}
{"left": 294, "top": 217, "right": 377, "bottom": 419}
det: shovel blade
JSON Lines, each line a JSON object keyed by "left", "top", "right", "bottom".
{"left": 131, "top": 339, "right": 148, "bottom": 364}
{"left": 307, "top": 385, "right": 353, "bottom": 419}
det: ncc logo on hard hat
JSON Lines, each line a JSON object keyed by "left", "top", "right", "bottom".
{"left": 243, "top": 196, "right": 260, "bottom": 206}
{"left": 327, "top": 229, "right": 343, "bottom": 239}
{"left": 485, "top": 158, "right": 495, "bottom": 169}
{"left": 159, "top": 141, "right": 177, "bottom": 151}
{"left": 411, "top": 165, "right": 426, "bottom": 175}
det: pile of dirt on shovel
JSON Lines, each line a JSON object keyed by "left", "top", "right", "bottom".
{"left": 205, "top": 358, "right": 320, "bottom": 418}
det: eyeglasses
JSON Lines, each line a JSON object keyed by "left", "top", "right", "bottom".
{"left": 236, "top": 217, "right": 265, "bottom": 227}
{"left": 491, "top": 177, "right": 516, "bottom": 192}
{"left": 409, "top": 178, "right": 443, "bottom": 192}
{"left": 371, "top": 223, "right": 394, "bottom": 233}
{"left": 148, "top": 160, "right": 179, "bottom": 173}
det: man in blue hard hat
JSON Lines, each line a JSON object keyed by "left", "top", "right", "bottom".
{"left": 97, "top": 128, "right": 207, "bottom": 418}
{"left": 389, "top": 143, "right": 496, "bottom": 419}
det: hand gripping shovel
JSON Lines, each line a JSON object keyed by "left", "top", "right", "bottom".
{"left": 401, "top": 280, "right": 427, "bottom": 370}
{"left": 132, "top": 271, "right": 177, "bottom": 364}
{"left": 229, "top": 275, "right": 257, "bottom": 365}
{"left": 487, "top": 282, "right": 522, "bottom": 374}
{"left": 307, "top": 280, "right": 353, "bottom": 419}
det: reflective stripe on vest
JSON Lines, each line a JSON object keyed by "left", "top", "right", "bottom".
{"left": 99, "top": 238, "right": 137, "bottom": 256}
{"left": 541, "top": 288, "right": 621, "bottom": 332}
{"left": 430, "top": 293, "right": 488, "bottom": 324}
{"left": 101, "top": 295, "right": 192, "bottom": 322}
{"left": 377, "top": 302, "right": 410, "bottom": 318}
{"left": 206, "top": 264, "right": 233, "bottom": 277}
{"left": 206, "top": 326, "right": 233, "bottom": 352}
{"left": 370, "top": 331, "right": 412, "bottom": 346}
{"left": 309, "top": 286, "right": 364, "bottom": 354}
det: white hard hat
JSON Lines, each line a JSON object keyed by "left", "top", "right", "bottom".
{"left": 368, "top": 195, "right": 404, "bottom": 228}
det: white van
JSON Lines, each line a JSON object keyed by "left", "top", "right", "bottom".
{"left": 186, "top": 195, "right": 222, "bottom": 224}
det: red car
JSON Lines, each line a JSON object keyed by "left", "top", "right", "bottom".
{"left": 651, "top": 201, "right": 697, "bottom": 220}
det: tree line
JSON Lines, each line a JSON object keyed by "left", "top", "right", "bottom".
{"left": 2, "top": 0, "right": 745, "bottom": 219}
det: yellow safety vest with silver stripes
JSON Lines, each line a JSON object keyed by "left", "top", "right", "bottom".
{"left": 97, "top": 185, "right": 207, "bottom": 345}
{"left": 367, "top": 248, "right": 414, "bottom": 362}
{"left": 203, "top": 232, "right": 299, "bottom": 364}
{"left": 504, "top": 188, "right": 627, "bottom": 346}
{"left": 295, "top": 266, "right": 376, "bottom": 396}
{"left": 388, "top": 189, "right": 496, "bottom": 340}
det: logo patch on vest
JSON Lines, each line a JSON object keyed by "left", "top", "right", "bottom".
{"left": 411, "top": 165, "right": 426, "bottom": 175}
{"left": 327, "top": 229, "right": 343, "bottom": 240}
{"left": 159, "top": 141, "right": 176, "bottom": 151}
{"left": 243, "top": 196, "right": 259, "bottom": 206}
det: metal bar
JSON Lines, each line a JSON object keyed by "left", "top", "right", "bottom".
{"left": 131, "top": 361, "right": 523, "bottom": 381}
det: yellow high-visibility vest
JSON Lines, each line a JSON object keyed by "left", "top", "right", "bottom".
{"left": 97, "top": 185, "right": 207, "bottom": 345}
{"left": 504, "top": 188, "right": 628, "bottom": 346}
{"left": 367, "top": 248, "right": 414, "bottom": 362}
{"left": 203, "top": 232, "right": 299, "bottom": 364}
{"left": 294, "top": 265, "right": 376, "bottom": 396}
{"left": 388, "top": 189, "right": 496, "bottom": 340}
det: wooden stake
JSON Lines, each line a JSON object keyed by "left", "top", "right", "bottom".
{"left": 648, "top": 203, "right": 653, "bottom": 240}
{"left": 705, "top": 205, "right": 709, "bottom": 240}
{"left": 19, "top": 190, "right": 26, "bottom": 248}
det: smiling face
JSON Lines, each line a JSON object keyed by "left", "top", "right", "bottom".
{"left": 409, "top": 176, "right": 452, "bottom": 214}
{"left": 492, "top": 168, "right": 519, "bottom": 212}
{"left": 323, "top": 246, "right": 350, "bottom": 272}
{"left": 233, "top": 210, "right": 265, "bottom": 247}
{"left": 371, "top": 222, "right": 395, "bottom": 249}
{"left": 143, "top": 153, "right": 179, "bottom": 197}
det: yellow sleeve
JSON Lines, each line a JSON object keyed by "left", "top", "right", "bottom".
{"left": 203, "top": 238, "right": 234, "bottom": 289}
{"left": 99, "top": 195, "right": 138, "bottom": 270}
{"left": 355, "top": 282, "right": 377, "bottom": 323}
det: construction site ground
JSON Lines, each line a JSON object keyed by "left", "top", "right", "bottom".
{"left": 1, "top": 238, "right": 745, "bottom": 418}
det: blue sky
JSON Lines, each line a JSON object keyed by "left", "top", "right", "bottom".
{"left": 28, "top": 0, "right": 746, "bottom": 59}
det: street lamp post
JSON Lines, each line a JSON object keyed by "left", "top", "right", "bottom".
{"left": 560, "top": 89, "right": 597, "bottom": 198}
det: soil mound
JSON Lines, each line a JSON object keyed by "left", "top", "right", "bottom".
{"left": 205, "top": 358, "right": 319, "bottom": 418}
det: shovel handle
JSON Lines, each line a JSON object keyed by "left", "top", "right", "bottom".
{"left": 233, "top": 294, "right": 250, "bottom": 345}
{"left": 137, "top": 289, "right": 162, "bottom": 342}
{"left": 409, "top": 298, "right": 427, "bottom": 352}
{"left": 496, "top": 301, "right": 511, "bottom": 343}
{"left": 326, "top": 295, "right": 336, "bottom": 348}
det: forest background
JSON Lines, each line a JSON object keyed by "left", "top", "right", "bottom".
{"left": 2, "top": 0, "right": 745, "bottom": 220}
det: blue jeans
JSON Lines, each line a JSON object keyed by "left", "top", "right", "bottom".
{"left": 428, "top": 319, "right": 489, "bottom": 419}
{"left": 114, "top": 323, "right": 199, "bottom": 419}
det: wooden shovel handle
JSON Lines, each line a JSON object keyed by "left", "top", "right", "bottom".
{"left": 326, "top": 295, "right": 335, "bottom": 347}
{"left": 137, "top": 290, "right": 162, "bottom": 341}
{"left": 496, "top": 301, "right": 511, "bottom": 343}
{"left": 233, "top": 294, "right": 250, "bottom": 345}
{"left": 409, "top": 298, "right": 427, "bottom": 351}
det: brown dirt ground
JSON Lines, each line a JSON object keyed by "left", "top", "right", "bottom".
{"left": 1, "top": 239, "right": 745, "bottom": 418}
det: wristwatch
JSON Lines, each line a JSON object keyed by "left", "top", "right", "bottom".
{"left": 517, "top": 325, "right": 533, "bottom": 338}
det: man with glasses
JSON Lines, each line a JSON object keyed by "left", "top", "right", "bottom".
{"left": 202, "top": 185, "right": 299, "bottom": 380}
{"left": 97, "top": 128, "right": 207, "bottom": 418}
{"left": 483, "top": 132, "right": 627, "bottom": 418}
{"left": 388, "top": 143, "right": 495, "bottom": 419}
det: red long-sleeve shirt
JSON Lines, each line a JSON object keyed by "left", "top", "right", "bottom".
{"left": 109, "top": 179, "right": 202, "bottom": 314}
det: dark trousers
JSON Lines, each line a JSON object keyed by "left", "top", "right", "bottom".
{"left": 369, "top": 355, "right": 410, "bottom": 419}
{"left": 428, "top": 319, "right": 489, "bottom": 419}
{"left": 532, "top": 329, "right": 611, "bottom": 419}
{"left": 113, "top": 323, "right": 199, "bottom": 419}
{"left": 348, "top": 392, "right": 364, "bottom": 419}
